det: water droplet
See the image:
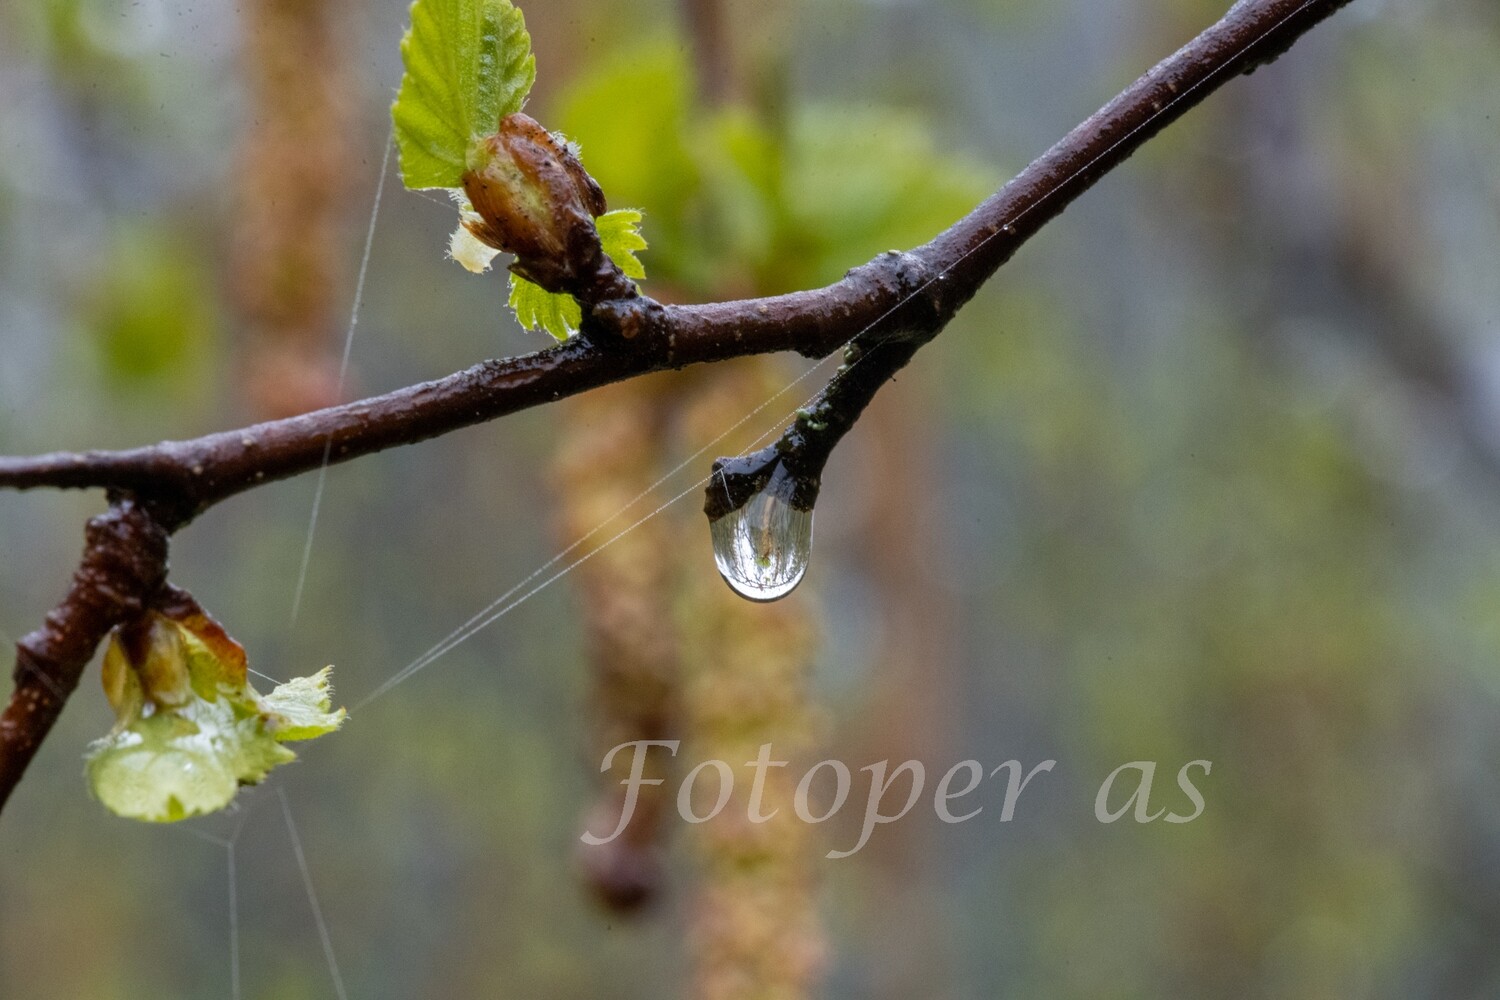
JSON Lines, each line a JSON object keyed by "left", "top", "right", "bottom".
{"left": 708, "top": 468, "right": 813, "bottom": 602}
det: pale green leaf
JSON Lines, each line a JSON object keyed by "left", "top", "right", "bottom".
{"left": 258, "top": 667, "right": 347, "bottom": 741}
{"left": 392, "top": 0, "right": 536, "bottom": 190}
{"left": 86, "top": 712, "right": 238, "bottom": 823}
{"left": 231, "top": 720, "right": 301, "bottom": 785}
{"left": 597, "top": 208, "right": 648, "bottom": 279}
{"left": 85, "top": 698, "right": 291, "bottom": 823}
{"left": 86, "top": 615, "right": 346, "bottom": 823}
{"left": 507, "top": 208, "right": 648, "bottom": 340}
{"left": 508, "top": 274, "right": 583, "bottom": 340}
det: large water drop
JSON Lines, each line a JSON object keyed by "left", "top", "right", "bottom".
{"left": 708, "top": 468, "right": 813, "bottom": 602}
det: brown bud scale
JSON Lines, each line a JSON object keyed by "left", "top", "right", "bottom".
{"left": 462, "top": 113, "right": 608, "bottom": 294}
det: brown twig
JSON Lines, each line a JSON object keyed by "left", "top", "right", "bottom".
{"left": 0, "top": 0, "right": 1355, "bottom": 817}
{"left": 0, "top": 501, "right": 169, "bottom": 806}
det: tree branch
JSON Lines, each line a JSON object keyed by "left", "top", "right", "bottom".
{"left": 0, "top": 0, "right": 1355, "bottom": 816}
{"left": 0, "top": 501, "right": 168, "bottom": 806}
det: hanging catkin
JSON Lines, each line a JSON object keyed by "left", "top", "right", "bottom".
{"left": 232, "top": 0, "right": 357, "bottom": 419}
{"left": 552, "top": 378, "right": 683, "bottom": 910}
{"left": 678, "top": 359, "right": 826, "bottom": 1000}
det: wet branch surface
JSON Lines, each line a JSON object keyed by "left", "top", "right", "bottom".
{"left": 0, "top": 0, "right": 1354, "bottom": 815}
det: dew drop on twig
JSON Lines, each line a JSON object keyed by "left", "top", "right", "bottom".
{"left": 708, "top": 466, "right": 813, "bottom": 602}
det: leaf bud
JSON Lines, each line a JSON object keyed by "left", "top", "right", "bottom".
{"left": 461, "top": 112, "right": 607, "bottom": 293}
{"left": 104, "top": 616, "right": 191, "bottom": 712}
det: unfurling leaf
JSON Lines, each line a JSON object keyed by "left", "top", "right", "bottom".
{"left": 446, "top": 191, "right": 502, "bottom": 272}
{"left": 258, "top": 667, "right": 344, "bottom": 741}
{"left": 595, "top": 208, "right": 648, "bottom": 280}
{"left": 392, "top": 0, "right": 536, "bottom": 190}
{"left": 508, "top": 208, "right": 648, "bottom": 340}
{"left": 85, "top": 612, "right": 346, "bottom": 823}
{"left": 450, "top": 223, "right": 502, "bottom": 273}
{"left": 85, "top": 694, "right": 288, "bottom": 824}
{"left": 392, "top": 0, "right": 648, "bottom": 339}
{"left": 508, "top": 272, "right": 582, "bottom": 339}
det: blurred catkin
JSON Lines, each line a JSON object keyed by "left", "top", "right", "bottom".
{"left": 232, "top": 0, "right": 356, "bottom": 419}
{"left": 551, "top": 356, "right": 826, "bottom": 994}
{"left": 677, "top": 361, "right": 825, "bottom": 1000}
{"left": 550, "top": 0, "right": 826, "bottom": 979}
{"left": 553, "top": 379, "right": 682, "bottom": 911}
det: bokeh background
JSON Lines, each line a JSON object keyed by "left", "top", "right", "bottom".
{"left": 4, "top": 0, "right": 1500, "bottom": 997}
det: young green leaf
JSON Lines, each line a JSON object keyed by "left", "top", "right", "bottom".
{"left": 392, "top": 0, "right": 536, "bottom": 190}
{"left": 507, "top": 208, "right": 648, "bottom": 340}
{"left": 86, "top": 708, "right": 246, "bottom": 824}
{"left": 596, "top": 208, "right": 648, "bottom": 280}
{"left": 85, "top": 615, "right": 346, "bottom": 823}
{"left": 508, "top": 275, "right": 583, "bottom": 339}
{"left": 257, "top": 667, "right": 345, "bottom": 741}
{"left": 86, "top": 694, "right": 300, "bottom": 823}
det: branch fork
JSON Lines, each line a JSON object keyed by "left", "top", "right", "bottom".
{"left": 0, "top": 0, "right": 1356, "bottom": 818}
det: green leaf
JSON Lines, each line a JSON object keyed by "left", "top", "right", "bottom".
{"left": 85, "top": 617, "right": 346, "bottom": 823}
{"left": 507, "top": 208, "right": 648, "bottom": 340}
{"left": 258, "top": 667, "right": 346, "bottom": 741}
{"left": 508, "top": 275, "right": 583, "bottom": 340}
{"left": 85, "top": 695, "right": 291, "bottom": 823}
{"left": 597, "top": 208, "right": 648, "bottom": 279}
{"left": 392, "top": 0, "right": 536, "bottom": 190}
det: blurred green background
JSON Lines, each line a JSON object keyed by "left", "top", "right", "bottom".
{"left": 4, "top": 0, "right": 1500, "bottom": 997}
